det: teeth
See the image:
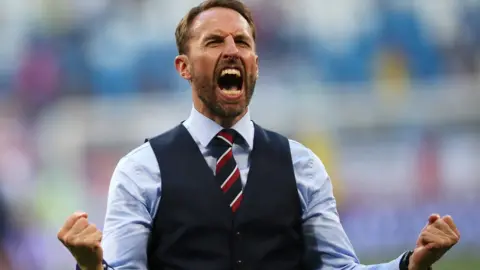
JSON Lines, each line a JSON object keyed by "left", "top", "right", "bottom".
{"left": 220, "top": 68, "right": 241, "bottom": 77}
{"left": 221, "top": 88, "right": 240, "bottom": 92}
{"left": 220, "top": 88, "right": 241, "bottom": 96}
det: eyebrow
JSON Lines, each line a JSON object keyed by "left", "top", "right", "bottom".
{"left": 202, "top": 31, "right": 252, "bottom": 42}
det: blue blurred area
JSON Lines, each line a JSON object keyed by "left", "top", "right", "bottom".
{"left": 0, "top": 0, "right": 479, "bottom": 103}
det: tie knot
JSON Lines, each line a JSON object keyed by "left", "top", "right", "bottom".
{"left": 215, "top": 129, "right": 237, "bottom": 147}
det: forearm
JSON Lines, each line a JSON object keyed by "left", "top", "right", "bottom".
{"left": 96, "top": 155, "right": 159, "bottom": 269}
{"left": 305, "top": 249, "right": 404, "bottom": 270}
{"left": 349, "top": 254, "right": 404, "bottom": 270}
{"left": 297, "top": 151, "right": 405, "bottom": 270}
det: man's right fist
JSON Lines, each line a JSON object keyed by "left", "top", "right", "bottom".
{"left": 57, "top": 212, "right": 104, "bottom": 270}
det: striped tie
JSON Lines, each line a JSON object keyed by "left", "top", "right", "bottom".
{"left": 213, "top": 129, "right": 243, "bottom": 212}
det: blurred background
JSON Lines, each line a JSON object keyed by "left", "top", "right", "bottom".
{"left": 0, "top": 0, "right": 478, "bottom": 269}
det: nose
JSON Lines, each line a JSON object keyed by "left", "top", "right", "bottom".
{"left": 222, "top": 35, "right": 239, "bottom": 57}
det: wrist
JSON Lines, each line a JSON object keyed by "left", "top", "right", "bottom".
{"left": 400, "top": 251, "right": 413, "bottom": 270}
{"left": 407, "top": 263, "right": 418, "bottom": 270}
{"left": 405, "top": 253, "right": 432, "bottom": 270}
{"left": 78, "top": 263, "right": 104, "bottom": 270}
{"left": 408, "top": 264, "right": 432, "bottom": 270}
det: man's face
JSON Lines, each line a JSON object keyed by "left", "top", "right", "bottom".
{"left": 182, "top": 7, "right": 258, "bottom": 119}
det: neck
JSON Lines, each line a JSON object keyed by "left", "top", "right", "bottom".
{"left": 193, "top": 100, "right": 247, "bottom": 128}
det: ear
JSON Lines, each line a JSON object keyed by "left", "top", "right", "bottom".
{"left": 174, "top": 55, "right": 192, "bottom": 80}
{"left": 255, "top": 55, "right": 259, "bottom": 79}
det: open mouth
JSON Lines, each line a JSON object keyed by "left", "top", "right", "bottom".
{"left": 217, "top": 68, "right": 243, "bottom": 99}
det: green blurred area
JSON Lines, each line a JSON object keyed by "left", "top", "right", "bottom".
{"left": 435, "top": 259, "right": 480, "bottom": 270}
{"left": 363, "top": 251, "right": 480, "bottom": 270}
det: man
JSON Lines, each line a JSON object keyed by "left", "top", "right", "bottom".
{"left": 57, "top": 1, "right": 460, "bottom": 269}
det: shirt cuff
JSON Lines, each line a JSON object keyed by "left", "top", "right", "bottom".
{"left": 75, "top": 260, "right": 113, "bottom": 270}
{"left": 398, "top": 250, "right": 433, "bottom": 270}
{"left": 382, "top": 252, "right": 407, "bottom": 270}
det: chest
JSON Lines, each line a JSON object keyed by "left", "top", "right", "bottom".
{"left": 200, "top": 143, "right": 250, "bottom": 187}
{"left": 148, "top": 124, "right": 303, "bottom": 228}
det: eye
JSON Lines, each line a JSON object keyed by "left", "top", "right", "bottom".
{"left": 206, "top": 39, "right": 222, "bottom": 46}
{"left": 236, "top": 40, "right": 250, "bottom": 47}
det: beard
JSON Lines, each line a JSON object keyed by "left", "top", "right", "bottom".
{"left": 191, "top": 64, "right": 257, "bottom": 119}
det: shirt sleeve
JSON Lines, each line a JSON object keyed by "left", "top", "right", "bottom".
{"left": 289, "top": 140, "right": 405, "bottom": 270}
{"left": 99, "top": 146, "right": 162, "bottom": 270}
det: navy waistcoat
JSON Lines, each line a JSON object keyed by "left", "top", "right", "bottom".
{"left": 146, "top": 123, "right": 304, "bottom": 270}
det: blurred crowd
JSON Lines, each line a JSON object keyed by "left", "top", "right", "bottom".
{"left": 0, "top": 0, "right": 479, "bottom": 269}
{"left": 1, "top": 1, "right": 479, "bottom": 116}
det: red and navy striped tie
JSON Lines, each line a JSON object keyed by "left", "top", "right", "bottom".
{"left": 214, "top": 129, "right": 243, "bottom": 212}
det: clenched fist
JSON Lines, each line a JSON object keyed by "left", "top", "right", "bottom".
{"left": 57, "top": 212, "right": 104, "bottom": 270}
{"left": 410, "top": 214, "right": 460, "bottom": 270}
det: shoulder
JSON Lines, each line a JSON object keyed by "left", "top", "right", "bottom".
{"left": 115, "top": 124, "right": 185, "bottom": 177}
{"left": 254, "top": 124, "right": 327, "bottom": 177}
{"left": 287, "top": 138, "right": 328, "bottom": 180}
{"left": 114, "top": 142, "right": 158, "bottom": 177}
{"left": 287, "top": 138, "right": 332, "bottom": 209}
{"left": 107, "top": 142, "right": 161, "bottom": 217}
{"left": 117, "top": 124, "right": 185, "bottom": 172}
{"left": 253, "top": 125, "right": 292, "bottom": 152}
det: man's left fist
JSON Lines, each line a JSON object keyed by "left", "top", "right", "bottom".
{"left": 409, "top": 214, "right": 460, "bottom": 270}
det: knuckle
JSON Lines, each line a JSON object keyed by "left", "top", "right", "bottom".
{"left": 81, "top": 238, "right": 96, "bottom": 248}
{"left": 66, "top": 235, "right": 83, "bottom": 247}
{"left": 65, "top": 235, "right": 76, "bottom": 246}
{"left": 434, "top": 220, "right": 444, "bottom": 227}
{"left": 59, "top": 234, "right": 69, "bottom": 243}
{"left": 78, "top": 217, "right": 89, "bottom": 226}
{"left": 74, "top": 219, "right": 89, "bottom": 230}
{"left": 58, "top": 236, "right": 66, "bottom": 244}
{"left": 453, "top": 235, "right": 460, "bottom": 242}
{"left": 71, "top": 237, "right": 89, "bottom": 248}
{"left": 57, "top": 231, "right": 64, "bottom": 240}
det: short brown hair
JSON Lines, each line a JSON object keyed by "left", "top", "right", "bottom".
{"left": 175, "top": 0, "right": 256, "bottom": 55}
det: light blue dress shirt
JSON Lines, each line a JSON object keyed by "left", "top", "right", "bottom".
{"left": 100, "top": 107, "right": 405, "bottom": 269}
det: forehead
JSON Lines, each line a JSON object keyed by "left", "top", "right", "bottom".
{"left": 190, "top": 7, "right": 253, "bottom": 39}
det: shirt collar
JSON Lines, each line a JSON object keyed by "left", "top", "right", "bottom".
{"left": 183, "top": 106, "right": 254, "bottom": 149}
